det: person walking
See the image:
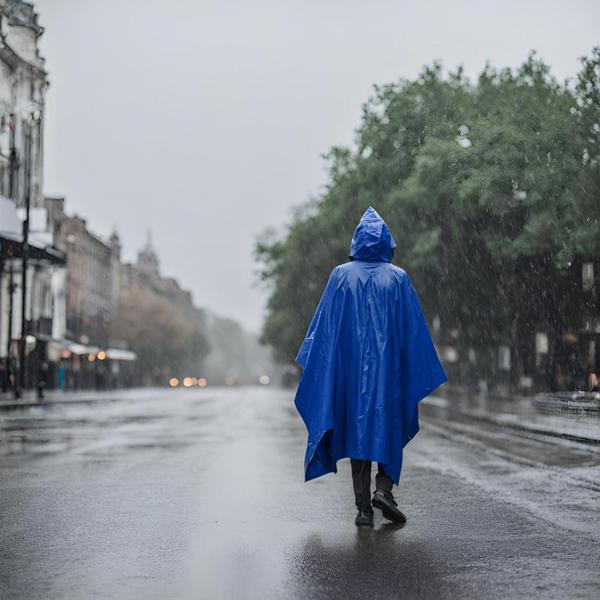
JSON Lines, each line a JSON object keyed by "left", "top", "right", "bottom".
{"left": 37, "top": 360, "right": 48, "bottom": 400}
{"left": 294, "top": 207, "right": 447, "bottom": 527}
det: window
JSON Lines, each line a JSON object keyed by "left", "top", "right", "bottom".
{"left": 498, "top": 345, "right": 511, "bottom": 371}
{"left": 468, "top": 348, "right": 477, "bottom": 363}
{"left": 582, "top": 262, "right": 594, "bottom": 292}
{"left": 535, "top": 332, "right": 549, "bottom": 354}
{"left": 535, "top": 332, "right": 549, "bottom": 367}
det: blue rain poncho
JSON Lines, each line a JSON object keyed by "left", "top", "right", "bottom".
{"left": 294, "top": 207, "right": 447, "bottom": 484}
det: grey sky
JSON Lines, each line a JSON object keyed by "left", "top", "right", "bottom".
{"left": 35, "top": 0, "right": 599, "bottom": 332}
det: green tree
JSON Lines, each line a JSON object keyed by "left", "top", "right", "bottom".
{"left": 257, "top": 50, "right": 600, "bottom": 390}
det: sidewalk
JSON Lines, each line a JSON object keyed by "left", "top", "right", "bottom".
{"left": 0, "top": 388, "right": 134, "bottom": 410}
{"left": 437, "top": 385, "right": 600, "bottom": 444}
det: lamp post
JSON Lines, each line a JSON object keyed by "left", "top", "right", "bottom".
{"left": 8, "top": 112, "right": 16, "bottom": 199}
{"left": 17, "top": 111, "right": 40, "bottom": 394}
{"left": 4, "top": 114, "right": 18, "bottom": 395}
{"left": 6, "top": 265, "right": 16, "bottom": 395}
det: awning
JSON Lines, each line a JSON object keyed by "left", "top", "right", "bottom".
{"left": 67, "top": 342, "right": 100, "bottom": 355}
{"left": 44, "top": 338, "right": 137, "bottom": 361}
{"left": 0, "top": 232, "right": 66, "bottom": 265}
{"left": 63, "top": 343, "right": 136, "bottom": 361}
{"left": 105, "top": 348, "right": 137, "bottom": 362}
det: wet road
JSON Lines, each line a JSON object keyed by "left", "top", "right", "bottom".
{"left": 1, "top": 387, "right": 599, "bottom": 599}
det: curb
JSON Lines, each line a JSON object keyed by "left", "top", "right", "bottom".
{"left": 421, "top": 401, "right": 600, "bottom": 445}
{"left": 473, "top": 411, "right": 600, "bottom": 446}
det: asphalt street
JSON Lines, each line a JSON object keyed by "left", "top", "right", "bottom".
{"left": 1, "top": 386, "right": 599, "bottom": 599}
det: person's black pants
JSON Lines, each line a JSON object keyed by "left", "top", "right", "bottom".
{"left": 350, "top": 459, "right": 394, "bottom": 511}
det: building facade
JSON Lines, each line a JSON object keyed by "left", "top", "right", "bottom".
{"left": 0, "top": 1, "right": 66, "bottom": 392}
{"left": 116, "top": 233, "right": 205, "bottom": 385}
{"left": 0, "top": 0, "right": 46, "bottom": 209}
{"left": 119, "top": 233, "right": 194, "bottom": 312}
{"left": 61, "top": 215, "right": 120, "bottom": 349}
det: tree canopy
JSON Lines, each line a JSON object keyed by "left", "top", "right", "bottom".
{"left": 256, "top": 50, "right": 600, "bottom": 377}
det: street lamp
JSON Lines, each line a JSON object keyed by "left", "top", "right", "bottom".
{"left": 17, "top": 110, "right": 42, "bottom": 395}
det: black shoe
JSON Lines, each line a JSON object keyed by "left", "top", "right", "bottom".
{"left": 372, "top": 490, "right": 406, "bottom": 524}
{"left": 355, "top": 508, "right": 374, "bottom": 527}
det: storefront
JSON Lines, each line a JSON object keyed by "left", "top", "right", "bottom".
{"left": 0, "top": 230, "right": 66, "bottom": 393}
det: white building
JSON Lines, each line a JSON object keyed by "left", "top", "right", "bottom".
{"left": 0, "top": 0, "right": 46, "bottom": 207}
{"left": 0, "top": 1, "right": 65, "bottom": 391}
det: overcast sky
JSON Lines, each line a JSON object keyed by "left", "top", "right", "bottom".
{"left": 35, "top": 0, "right": 599, "bottom": 332}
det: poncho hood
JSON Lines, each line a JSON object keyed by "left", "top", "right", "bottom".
{"left": 349, "top": 207, "right": 396, "bottom": 263}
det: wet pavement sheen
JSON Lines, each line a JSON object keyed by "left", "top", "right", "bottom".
{"left": 1, "top": 387, "right": 599, "bottom": 599}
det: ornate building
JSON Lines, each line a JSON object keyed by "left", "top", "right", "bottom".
{"left": 61, "top": 215, "right": 119, "bottom": 348}
{"left": 0, "top": 1, "right": 65, "bottom": 392}
{"left": 0, "top": 0, "right": 47, "bottom": 207}
{"left": 119, "top": 232, "right": 194, "bottom": 312}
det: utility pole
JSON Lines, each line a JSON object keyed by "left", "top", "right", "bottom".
{"left": 6, "top": 114, "right": 18, "bottom": 396}
{"left": 0, "top": 256, "right": 2, "bottom": 391}
{"left": 7, "top": 265, "right": 16, "bottom": 396}
{"left": 18, "top": 115, "right": 33, "bottom": 393}
{"left": 8, "top": 113, "right": 16, "bottom": 199}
